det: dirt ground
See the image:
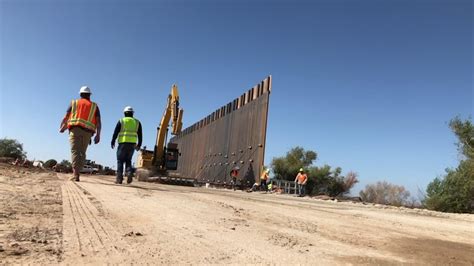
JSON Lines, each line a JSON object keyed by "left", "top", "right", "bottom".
{"left": 1, "top": 163, "right": 473, "bottom": 265}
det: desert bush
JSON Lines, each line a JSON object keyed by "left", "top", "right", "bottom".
{"left": 0, "top": 138, "right": 26, "bottom": 159}
{"left": 44, "top": 159, "right": 58, "bottom": 169}
{"left": 360, "top": 181, "right": 410, "bottom": 206}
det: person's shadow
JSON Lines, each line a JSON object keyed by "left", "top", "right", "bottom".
{"left": 241, "top": 163, "right": 255, "bottom": 189}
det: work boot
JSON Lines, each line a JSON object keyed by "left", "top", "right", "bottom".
{"left": 69, "top": 174, "right": 80, "bottom": 182}
{"left": 70, "top": 169, "right": 80, "bottom": 182}
{"left": 126, "top": 174, "right": 133, "bottom": 184}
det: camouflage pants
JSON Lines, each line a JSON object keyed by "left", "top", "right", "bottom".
{"left": 69, "top": 127, "right": 92, "bottom": 175}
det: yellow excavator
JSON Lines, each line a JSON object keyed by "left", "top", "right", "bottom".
{"left": 136, "top": 84, "right": 183, "bottom": 180}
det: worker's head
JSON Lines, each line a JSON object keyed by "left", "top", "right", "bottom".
{"left": 123, "top": 106, "right": 134, "bottom": 117}
{"left": 299, "top": 168, "right": 304, "bottom": 173}
{"left": 265, "top": 169, "right": 270, "bottom": 174}
{"left": 79, "top": 86, "right": 91, "bottom": 99}
{"left": 234, "top": 166, "right": 240, "bottom": 171}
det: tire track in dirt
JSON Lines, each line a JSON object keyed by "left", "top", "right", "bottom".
{"left": 71, "top": 182, "right": 115, "bottom": 243}
{"left": 62, "top": 184, "right": 84, "bottom": 253}
{"left": 68, "top": 183, "right": 108, "bottom": 251}
{"left": 77, "top": 177, "right": 266, "bottom": 264}
{"left": 63, "top": 182, "right": 103, "bottom": 258}
{"left": 61, "top": 181, "right": 130, "bottom": 263}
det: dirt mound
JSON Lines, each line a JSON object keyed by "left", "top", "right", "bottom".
{"left": 0, "top": 163, "right": 63, "bottom": 264}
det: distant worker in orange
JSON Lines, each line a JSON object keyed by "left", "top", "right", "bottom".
{"left": 60, "top": 86, "right": 101, "bottom": 182}
{"left": 295, "top": 168, "right": 308, "bottom": 197}
{"left": 230, "top": 166, "right": 240, "bottom": 191}
{"left": 260, "top": 168, "right": 270, "bottom": 192}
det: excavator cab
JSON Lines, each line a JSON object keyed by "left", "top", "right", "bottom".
{"left": 164, "top": 143, "right": 179, "bottom": 170}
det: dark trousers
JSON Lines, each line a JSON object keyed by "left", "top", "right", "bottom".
{"left": 260, "top": 179, "right": 268, "bottom": 191}
{"left": 298, "top": 184, "right": 306, "bottom": 196}
{"left": 117, "top": 143, "right": 135, "bottom": 183}
{"left": 231, "top": 177, "right": 237, "bottom": 191}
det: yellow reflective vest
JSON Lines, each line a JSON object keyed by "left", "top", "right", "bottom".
{"left": 118, "top": 117, "right": 139, "bottom": 144}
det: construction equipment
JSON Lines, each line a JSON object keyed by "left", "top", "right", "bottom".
{"left": 136, "top": 84, "right": 184, "bottom": 180}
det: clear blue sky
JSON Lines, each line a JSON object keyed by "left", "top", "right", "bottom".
{"left": 1, "top": 0, "right": 472, "bottom": 195}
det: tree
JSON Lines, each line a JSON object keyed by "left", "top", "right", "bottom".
{"left": 271, "top": 147, "right": 358, "bottom": 196}
{"left": 44, "top": 159, "right": 58, "bottom": 169}
{"left": 424, "top": 117, "right": 474, "bottom": 213}
{"left": 449, "top": 117, "right": 474, "bottom": 160}
{"left": 271, "top": 146, "right": 317, "bottom": 181}
{"left": 55, "top": 160, "right": 72, "bottom": 173}
{"left": 0, "top": 138, "right": 27, "bottom": 159}
{"left": 309, "top": 166, "right": 358, "bottom": 197}
{"left": 360, "top": 181, "right": 411, "bottom": 206}
{"left": 59, "top": 160, "right": 72, "bottom": 168}
{"left": 344, "top": 171, "right": 359, "bottom": 193}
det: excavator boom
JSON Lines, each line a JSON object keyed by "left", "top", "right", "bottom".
{"left": 136, "top": 83, "right": 184, "bottom": 176}
{"left": 152, "top": 84, "right": 183, "bottom": 169}
{"left": 170, "top": 85, "right": 183, "bottom": 135}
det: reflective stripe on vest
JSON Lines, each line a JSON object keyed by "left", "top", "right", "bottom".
{"left": 67, "top": 99, "right": 97, "bottom": 131}
{"left": 118, "top": 117, "right": 139, "bottom": 143}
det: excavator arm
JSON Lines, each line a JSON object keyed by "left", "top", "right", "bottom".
{"left": 170, "top": 85, "right": 184, "bottom": 135}
{"left": 152, "top": 84, "right": 184, "bottom": 169}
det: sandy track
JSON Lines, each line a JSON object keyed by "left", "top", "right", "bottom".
{"left": 1, "top": 165, "right": 473, "bottom": 264}
{"left": 64, "top": 175, "right": 473, "bottom": 265}
{"left": 61, "top": 181, "right": 133, "bottom": 264}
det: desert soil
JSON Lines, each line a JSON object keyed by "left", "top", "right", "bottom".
{"left": 0, "top": 163, "right": 473, "bottom": 265}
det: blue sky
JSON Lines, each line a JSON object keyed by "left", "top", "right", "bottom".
{"left": 1, "top": 0, "right": 472, "bottom": 195}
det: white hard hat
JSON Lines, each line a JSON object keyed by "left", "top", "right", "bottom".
{"left": 79, "top": 86, "right": 92, "bottom": 94}
{"left": 123, "top": 106, "right": 134, "bottom": 113}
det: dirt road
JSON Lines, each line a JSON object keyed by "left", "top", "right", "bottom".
{"left": 1, "top": 164, "right": 473, "bottom": 264}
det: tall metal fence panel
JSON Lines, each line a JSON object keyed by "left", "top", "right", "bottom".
{"left": 169, "top": 76, "right": 272, "bottom": 187}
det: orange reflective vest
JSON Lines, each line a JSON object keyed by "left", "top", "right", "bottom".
{"left": 297, "top": 173, "right": 307, "bottom": 184}
{"left": 67, "top": 99, "right": 98, "bottom": 132}
{"left": 260, "top": 172, "right": 269, "bottom": 180}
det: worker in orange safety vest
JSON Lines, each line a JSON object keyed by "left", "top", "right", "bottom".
{"left": 294, "top": 168, "right": 308, "bottom": 197}
{"left": 60, "top": 86, "right": 101, "bottom": 181}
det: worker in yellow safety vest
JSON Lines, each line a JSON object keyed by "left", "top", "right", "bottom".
{"left": 111, "top": 106, "right": 143, "bottom": 184}
{"left": 260, "top": 169, "right": 270, "bottom": 192}
{"left": 60, "top": 86, "right": 102, "bottom": 182}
